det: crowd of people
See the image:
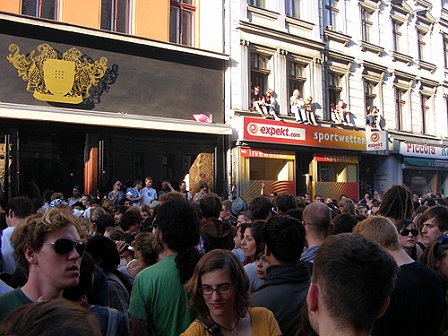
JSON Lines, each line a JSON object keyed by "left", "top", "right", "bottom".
{"left": 0, "top": 180, "right": 447, "bottom": 336}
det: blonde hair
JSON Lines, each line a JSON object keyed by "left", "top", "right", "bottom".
{"left": 352, "top": 216, "right": 401, "bottom": 251}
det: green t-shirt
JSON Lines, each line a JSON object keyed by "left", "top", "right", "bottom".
{"left": 129, "top": 254, "right": 195, "bottom": 336}
{"left": 0, "top": 287, "right": 33, "bottom": 322}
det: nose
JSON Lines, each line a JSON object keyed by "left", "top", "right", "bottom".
{"left": 211, "top": 290, "right": 221, "bottom": 300}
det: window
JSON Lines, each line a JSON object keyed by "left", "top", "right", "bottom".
{"left": 101, "top": 0, "right": 130, "bottom": 33}
{"left": 328, "top": 72, "right": 342, "bottom": 107}
{"left": 286, "top": 0, "right": 301, "bottom": 19}
{"left": 417, "top": 30, "right": 426, "bottom": 61}
{"left": 443, "top": 0, "right": 448, "bottom": 9}
{"left": 250, "top": 52, "right": 271, "bottom": 93}
{"left": 421, "top": 95, "right": 431, "bottom": 134}
{"left": 395, "top": 88, "right": 406, "bottom": 131}
{"left": 248, "top": 0, "right": 265, "bottom": 8}
{"left": 444, "top": 38, "right": 448, "bottom": 68}
{"left": 22, "top": 0, "right": 56, "bottom": 19}
{"left": 170, "top": 0, "right": 195, "bottom": 46}
{"left": 324, "top": 0, "right": 338, "bottom": 30}
{"left": 364, "top": 81, "right": 377, "bottom": 110}
{"left": 392, "top": 21, "right": 402, "bottom": 52}
{"left": 361, "top": 8, "right": 373, "bottom": 42}
{"left": 288, "top": 61, "right": 306, "bottom": 98}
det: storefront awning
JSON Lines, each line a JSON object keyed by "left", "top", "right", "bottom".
{"left": 0, "top": 103, "right": 233, "bottom": 135}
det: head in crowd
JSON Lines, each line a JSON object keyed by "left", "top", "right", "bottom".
{"left": 132, "top": 232, "right": 163, "bottom": 266}
{"left": 120, "top": 209, "right": 142, "bottom": 233}
{"left": 5, "top": 196, "right": 35, "bottom": 220}
{"left": 274, "top": 193, "right": 297, "bottom": 214}
{"left": 352, "top": 216, "right": 402, "bottom": 251}
{"left": 250, "top": 195, "right": 272, "bottom": 220}
{"left": 284, "top": 208, "right": 304, "bottom": 223}
{"left": 198, "top": 182, "right": 209, "bottom": 192}
{"left": 133, "top": 180, "right": 143, "bottom": 189}
{"left": 423, "top": 235, "right": 448, "bottom": 284}
{"left": 229, "top": 197, "right": 249, "bottom": 219}
{"left": 302, "top": 201, "right": 332, "bottom": 237}
{"left": 420, "top": 205, "right": 448, "bottom": 245}
{"left": 81, "top": 194, "right": 93, "bottom": 207}
{"left": 158, "top": 191, "right": 186, "bottom": 205}
{"left": 101, "top": 198, "right": 114, "bottom": 212}
{"left": 42, "top": 189, "right": 54, "bottom": 204}
{"left": 94, "top": 213, "right": 116, "bottom": 236}
{"left": 237, "top": 210, "right": 252, "bottom": 227}
{"left": 394, "top": 218, "right": 418, "bottom": 257}
{"left": 377, "top": 184, "right": 414, "bottom": 222}
{"left": 313, "top": 194, "right": 323, "bottom": 202}
{"left": 262, "top": 215, "right": 305, "bottom": 264}
{"left": 331, "top": 213, "right": 358, "bottom": 235}
{"left": 11, "top": 207, "right": 84, "bottom": 278}
{"left": 91, "top": 206, "right": 106, "bottom": 222}
{"left": 51, "top": 192, "right": 65, "bottom": 201}
{"left": 199, "top": 192, "right": 222, "bottom": 219}
{"left": 338, "top": 198, "right": 355, "bottom": 215}
{"left": 0, "top": 299, "right": 101, "bottom": 336}
{"left": 220, "top": 200, "right": 232, "bottom": 220}
{"left": 113, "top": 205, "right": 128, "bottom": 225}
{"left": 241, "top": 220, "right": 265, "bottom": 263}
{"left": 85, "top": 236, "right": 120, "bottom": 274}
{"left": 307, "top": 233, "right": 398, "bottom": 335}
{"left": 154, "top": 199, "right": 200, "bottom": 284}
{"left": 104, "top": 226, "right": 124, "bottom": 241}
{"left": 184, "top": 249, "right": 250, "bottom": 319}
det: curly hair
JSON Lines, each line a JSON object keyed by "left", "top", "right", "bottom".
{"left": 154, "top": 200, "right": 200, "bottom": 284}
{"left": 11, "top": 207, "right": 84, "bottom": 276}
{"left": 184, "top": 250, "right": 249, "bottom": 319}
{"left": 132, "top": 232, "right": 163, "bottom": 266}
{"left": 377, "top": 184, "right": 414, "bottom": 221}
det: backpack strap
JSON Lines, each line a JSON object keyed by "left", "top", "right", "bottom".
{"left": 195, "top": 315, "right": 222, "bottom": 336}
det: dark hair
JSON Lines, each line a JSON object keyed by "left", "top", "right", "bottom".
{"left": 331, "top": 213, "right": 358, "bottom": 235}
{"left": 85, "top": 236, "right": 120, "bottom": 274}
{"left": 241, "top": 220, "right": 265, "bottom": 259}
{"left": 250, "top": 196, "right": 272, "bottom": 220}
{"left": 0, "top": 300, "right": 101, "bottom": 336}
{"left": 284, "top": 208, "right": 303, "bottom": 222}
{"left": 114, "top": 205, "right": 128, "bottom": 215}
{"left": 262, "top": 215, "right": 305, "bottom": 264}
{"left": 154, "top": 200, "right": 200, "bottom": 284}
{"left": 94, "top": 214, "right": 116, "bottom": 236}
{"left": 63, "top": 252, "right": 96, "bottom": 301}
{"left": 81, "top": 194, "right": 93, "bottom": 204}
{"left": 184, "top": 250, "right": 249, "bottom": 319}
{"left": 313, "top": 234, "right": 399, "bottom": 332}
{"left": 199, "top": 192, "right": 222, "bottom": 219}
{"left": 420, "top": 205, "right": 448, "bottom": 233}
{"left": 5, "top": 196, "right": 34, "bottom": 218}
{"left": 120, "top": 210, "right": 142, "bottom": 232}
{"left": 423, "top": 235, "right": 448, "bottom": 270}
{"left": 133, "top": 180, "right": 142, "bottom": 187}
{"left": 274, "top": 193, "right": 297, "bottom": 213}
{"left": 377, "top": 184, "right": 414, "bottom": 221}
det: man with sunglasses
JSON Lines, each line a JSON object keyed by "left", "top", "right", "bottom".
{"left": 0, "top": 207, "right": 85, "bottom": 322}
{"left": 354, "top": 216, "right": 446, "bottom": 336}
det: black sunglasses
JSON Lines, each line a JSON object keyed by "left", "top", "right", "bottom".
{"left": 398, "top": 228, "right": 418, "bottom": 237}
{"left": 43, "top": 238, "right": 85, "bottom": 256}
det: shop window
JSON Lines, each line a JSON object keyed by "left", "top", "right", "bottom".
{"left": 22, "top": 0, "right": 56, "bottom": 19}
{"left": 101, "top": 0, "right": 131, "bottom": 33}
{"left": 285, "top": 0, "right": 301, "bottom": 19}
{"left": 392, "top": 21, "right": 403, "bottom": 52}
{"left": 248, "top": 0, "right": 266, "bottom": 8}
{"left": 395, "top": 87, "right": 407, "bottom": 131}
{"left": 170, "top": 0, "right": 195, "bottom": 46}
{"left": 317, "top": 162, "right": 357, "bottom": 183}
{"left": 250, "top": 52, "right": 271, "bottom": 93}
{"left": 417, "top": 30, "right": 426, "bottom": 61}
{"left": 361, "top": 8, "right": 373, "bottom": 43}
{"left": 288, "top": 61, "right": 306, "bottom": 100}
{"left": 324, "top": 0, "right": 338, "bottom": 30}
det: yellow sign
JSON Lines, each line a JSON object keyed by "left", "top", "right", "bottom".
{"left": 7, "top": 43, "right": 108, "bottom": 104}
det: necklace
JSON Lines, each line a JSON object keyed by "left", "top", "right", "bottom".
{"left": 216, "top": 318, "right": 240, "bottom": 336}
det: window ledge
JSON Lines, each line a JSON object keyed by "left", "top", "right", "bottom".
{"left": 391, "top": 51, "right": 413, "bottom": 65}
{"left": 285, "top": 16, "right": 314, "bottom": 32}
{"left": 418, "top": 60, "right": 437, "bottom": 73}
{"left": 360, "top": 40, "right": 384, "bottom": 56}
{"left": 247, "top": 4, "right": 278, "bottom": 20}
{"left": 324, "top": 29, "right": 351, "bottom": 46}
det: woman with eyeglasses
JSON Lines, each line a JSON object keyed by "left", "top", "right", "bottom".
{"left": 181, "top": 249, "right": 281, "bottom": 336}
{"left": 394, "top": 219, "right": 423, "bottom": 260}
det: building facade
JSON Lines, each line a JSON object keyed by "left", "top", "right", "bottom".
{"left": 0, "top": 0, "right": 231, "bottom": 201}
{"left": 226, "top": 0, "right": 448, "bottom": 201}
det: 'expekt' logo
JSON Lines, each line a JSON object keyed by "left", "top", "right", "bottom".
{"left": 367, "top": 132, "right": 383, "bottom": 149}
{"left": 247, "top": 123, "right": 304, "bottom": 139}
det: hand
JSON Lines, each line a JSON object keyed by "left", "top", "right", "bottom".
{"left": 115, "top": 241, "right": 129, "bottom": 256}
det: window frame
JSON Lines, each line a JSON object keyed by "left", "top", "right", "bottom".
{"left": 395, "top": 87, "right": 407, "bottom": 131}
{"left": 392, "top": 21, "right": 402, "bottom": 52}
{"left": 285, "top": 0, "right": 301, "bottom": 19}
{"left": 361, "top": 8, "right": 373, "bottom": 42}
{"left": 288, "top": 60, "right": 307, "bottom": 101}
{"left": 170, "top": 0, "right": 196, "bottom": 46}
{"left": 324, "top": 0, "right": 339, "bottom": 30}
{"left": 417, "top": 30, "right": 426, "bottom": 61}
{"left": 21, "top": 0, "right": 57, "bottom": 20}
{"left": 101, "top": 0, "right": 131, "bottom": 33}
{"left": 250, "top": 52, "right": 271, "bottom": 94}
{"left": 248, "top": 0, "right": 266, "bottom": 8}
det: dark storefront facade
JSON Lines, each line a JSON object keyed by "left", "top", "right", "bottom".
{"left": 0, "top": 14, "right": 231, "bottom": 202}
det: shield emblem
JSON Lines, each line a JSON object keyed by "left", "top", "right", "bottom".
{"left": 43, "top": 59, "right": 75, "bottom": 96}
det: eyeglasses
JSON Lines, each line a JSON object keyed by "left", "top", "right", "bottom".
{"left": 436, "top": 235, "right": 448, "bottom": 246}
{"left": 398, "top": 228, "right": 418, "bottom": 237}
{"left": 198, "top": 283, "right": 234, "bottom": 296}
{"left": 43, "top": 238, "right": 85, "bottom": 256}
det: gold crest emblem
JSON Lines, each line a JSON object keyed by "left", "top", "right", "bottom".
{"left": 7, "top": 43, "right": 108, "bottom": 104}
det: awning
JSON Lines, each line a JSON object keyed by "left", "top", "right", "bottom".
{"left": 0, "top": 103, "right": 233, "bottom": 135}
{"left": 403, "top": 157, "right": 448, "bottom": 169}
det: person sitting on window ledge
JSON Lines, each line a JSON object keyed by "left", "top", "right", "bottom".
{"left": 304, "top": 96, "right": 318, "bottom": 126}
{"left": 334, "top": 100, "right": 354, "bottom": 126}
{"left": 366, "top": 106, "right": 383, "bottom": 131}
{"left": 251, "top": 86, "right": 267, "bottom": 118}
{"left": 262, "top": 89, "right": 284, "bottom": 122}
{"left": 290, "top": 89, "right": 307, "bottom": 123}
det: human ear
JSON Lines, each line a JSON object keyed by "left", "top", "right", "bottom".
{"left": 434, "top": 258, "right": 440, "bottom": 269}
{"left": 377, "top": 297, "right": 390, "bottom": 318}
{"left": 307, "top": 283, "right": 319, "bottom": 312}
{"left": 24, "top": 244, "right": 38, "bottom": 265}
